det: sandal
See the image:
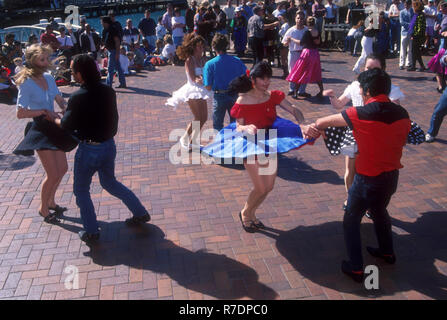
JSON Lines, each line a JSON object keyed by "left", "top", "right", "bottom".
{"left": 252, "top": 218, "right": 265, "bottom": 229}
{"left": 39, "top": 211, "right": 60, "bottom": 224}
{"left": 49, "top": 205, "right": 67, "bottom": 216}
{"left": 238, "top": 212, "right": 257, "bottom": 233}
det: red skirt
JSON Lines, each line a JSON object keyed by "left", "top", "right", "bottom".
{"left": 286, "top": 48, "right": 322, "bottom": 84}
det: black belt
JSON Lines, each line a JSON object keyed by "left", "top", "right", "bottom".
{"left": 81, "top": 139, "right": 102, "bottom": 145}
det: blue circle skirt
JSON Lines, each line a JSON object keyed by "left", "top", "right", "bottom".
{"left": 201, "top": 117, "right": 315, "bottom": 159}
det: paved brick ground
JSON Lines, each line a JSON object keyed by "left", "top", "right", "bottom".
{"left": 0, "top": 50, "right": 446, "bottom": 300}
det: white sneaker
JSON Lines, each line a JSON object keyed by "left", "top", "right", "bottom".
{"left": 425, "top": 133, "right": 435, "bottom": 143}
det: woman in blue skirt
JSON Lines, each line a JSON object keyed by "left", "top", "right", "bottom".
{"left": 202, "top": 62, "right": 320, "bottom": 232}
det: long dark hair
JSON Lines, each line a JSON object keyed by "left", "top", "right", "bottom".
{"left": 71, "top": 54, "right": 101, "bottom": 86}
{"left": 229, "top": 61, "right": 272, "bottom": 94}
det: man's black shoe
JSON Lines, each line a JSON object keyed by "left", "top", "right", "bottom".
{"left": 125, "top": 213, "right": 151, "bottom": 226}
{"left": 287, "top": 90, "right": 294, "bottom": 96}
{"left": 297, "top": 92, "right": 312, "bottom": 98}
{"left": 341, "top": 260, "right": 364, "bottom": 283}
{"left": 79, "top": 231, "right": 100, "bottom": 243}
{"left": 117, "top": 84, "right": 127, "bottom": 88}
{"left": 366, "top": 247, "right": 396, "bottom": 264}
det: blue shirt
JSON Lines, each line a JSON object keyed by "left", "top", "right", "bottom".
{"left": 16, "top": 73, "right": 60, "bottom": 112}
{"left": 400, "top": 8, "right": 414, "bottom": 36}
{"left": 238, "top": 5, "right": 254, "bottom": 21}
{"left": 203, "top": 54, "right": 247, "bottom": 91}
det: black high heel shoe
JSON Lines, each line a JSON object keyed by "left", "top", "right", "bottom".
{"left": 39, "top": 211, "right": 60, "bottom": 224}
{"left": 49, "top": 205, "right": 67, "bottom": 216}
{"left": 238, "top": 212, "right": 257, "bottom": 233}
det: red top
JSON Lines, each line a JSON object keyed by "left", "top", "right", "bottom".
{"left": 40, "top": 33, "right": 59, "bottom": 51}
{"left": 341, "top": 94, "right": 411, "bottom": 177}
{"left": 230, "top": 90, "right": 286, "bottom": 129}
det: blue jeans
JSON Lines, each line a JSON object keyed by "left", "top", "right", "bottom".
{"left": 213, "top": 93, "right": 237, "bottom": 131}
{"left": 73, "top": 139, "right": 148, "bottom": 234}
{"left": 106, "top": 49, "right": 126, "bottom": 87}
{"left": 173, "top": 36, "right": 183, "bottom": 47}
{"left": 344, "top": 170, "right": 399, "bottom": 270}
{"left": 428, "top": 88, "right": 447, "bottom": 137}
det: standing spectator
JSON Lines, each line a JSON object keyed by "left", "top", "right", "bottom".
{"left": 56, "top": 27, "right": 74, "bottom": 60}
{"left": 56, "top": 54, "right": 151, "bottom": 242}
{"left": 282, "top": 11, "right": 308, "bottom": 97}
{"left": 408, "top": 0, "right": 426, "bottom": 71}
{"left": 1, "top": 33, "right": 21, "bottom": 74}
{"left": 278, "top": 13, "right": 291, "bottom": 77}
{"left": 214, "top": 4, "right": 228, "bottom": 35}
{"left": 204, "top": 33, "right": 247, "bottom": 131}
{"left": 426, "top": 50, "right": 447, "bottom": 142}
{"left": 74, "top": 17, "right": 87, "bottom": 51}
{"left": 352, "top": 14, "right": 377, "bottom": 74}
{"left": 389, "top": 0, "right": 403, "bottom": 54}
{"left": 232, "top": 7, "right": 248, "bottom": 56}
{"left": 172, "top": 7, "right": 186, "bottom": 47}
{"left": 156, "top": 16, "right": 168, "bottom": 41}
{"left": 345, "top": 0, "right": 365, "bottom": 26}
{"left": 138, "top": 10, "right": 157, "bottom": 49}
{"left": 400, "top": 0, "right": 414, "bottom": 70}
{"left": 314, "top": 69, "right": 411, "bottom": 282}
{"left": 224, "top": 0, "right": 236, "bottom": 22}
{"left": 108, "top": 10, "right": 123, "bottom": 40}
{"left": 287, "top": 0, "right": 299, "bottom": 23}
{"left": 239, "top": 0, "right": 254, "bottom": 21}
{"left": 101, "top": 16, "right": 126, "bottom": 88}
{"left": 273, "top": 2, "right": 287, "bottom": 18}
{"left": 263, "top": 7, "right": 279, "bottom": 66}
{"left": 312, "top": 0, "right": 326, "bottom": 34}
{"left": 80, "top": 24, "right": 100, "bottom": 58}
{"left": 40, "top": 25, "right": 60, "bottom": 52}
{"left": 123, "top": 19, "right": 139, "bottom": 47}
{"left": 162, "top": 3, "right": 174, "bottom": 34}
{"left": 424, "top": 0, "right": 438, "bottom": 50}
{"left": 324, "top": 0, "right": 338, "bottom": 46}
{"left": 186, "top": 1, "right": 198, "bottom": 33}
{"left": 67, "top": 25, "right": 80, "bottom": 55}
{"left": 248, "top": 6, "right": 279, "bottom": 65}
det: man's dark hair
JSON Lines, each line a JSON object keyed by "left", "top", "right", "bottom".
{"left": 101, "top": 16, "right": 113, "bottom": 25}
{"left": 366, "top": 53, "right": 386, "bottom": 71}
{"left": 212, "top": 33, "right": 228, "bottom": 52}
{"left": 5, "top": 33, "right": 14, "bottom": 41}
{"left": 72, "top": 54, "right": 101, "bottom": 86}
{"left": 358, "top": 68, "right": 391, "bottom": 97}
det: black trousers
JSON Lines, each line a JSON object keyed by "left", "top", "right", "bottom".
{"left": 411, "top": 39, "right": 425, "bottom": 68}
{"left": 344, "top": 170, "right": 399, "bottom": 270}
{"left": 249, "top": 36, "right": 264, "bottom": 65}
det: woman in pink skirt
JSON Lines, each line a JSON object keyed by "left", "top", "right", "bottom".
{"left": 286, "top": 16, "right": 324, "bottom": 99}
{"left": 427, "top": 47, "right": 447, "bottom": 93}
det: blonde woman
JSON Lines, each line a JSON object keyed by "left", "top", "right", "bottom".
{"left": 166, "top": 33, "right": 212, "bottom": 149}
{"left": 13, "top": 44, "right": 69, "bottom": 223}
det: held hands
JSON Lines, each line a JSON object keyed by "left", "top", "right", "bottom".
{"left": 300, "top": 123, "right": 321, "bottom": 140}
{"left": 41, "top": 110, "right": 61, "bottom": 122}
{"left": 242, "top": 124, "right": 258, "bottom": 135}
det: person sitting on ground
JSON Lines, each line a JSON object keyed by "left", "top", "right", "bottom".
{"left": 0, "top": 65, "right": 18, "bottom": 104}
{"left": 131, "top": 42, "right": 145, "bottom": 68}
{"left": 161, "top": 34, "right": 176, "bottom": 65}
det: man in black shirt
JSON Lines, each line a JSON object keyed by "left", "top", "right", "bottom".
{"left": 101, "top": 16, "right": 126, "bottom": 88}
{"left": 345, "top": 0, "right": 365, "bottom": 26}
{"left": 56, "top": 54, "right": 150, "bottom": 242}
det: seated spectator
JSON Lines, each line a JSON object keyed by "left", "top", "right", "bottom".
{"left": 53, "top": 57, "right": 71, "bottom": 86}
{"left": 153, "top": 39, "right": 164, "bottom": 55}
{"left": 344, "top": 20, "right": 364, "bottom": 56}
{"left": 161, "top": 34, "right": 176, "bottom": 64}
{"left": 131, "top": 42, "right": 145, "bottom": 67}
{"left": 13, "top": 57, "right": 24, "bottom": 74}
{"left": 156, "top": 16, "right": 168, "bottom": 41}
{"left": 142, "top": 38, "right": 155, "bottom": 55}
{"left": 0, "top": 66, "right": 18, "bottom": 104}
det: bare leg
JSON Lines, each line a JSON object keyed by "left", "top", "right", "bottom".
{"left": 48, "top": 150, "right": 68, "bottom": 208}
{"left": 182, "top": 99, "right": 204, "bottom": 145}
{"left": 37, "top": 150, "right": 62, "bottom": 216}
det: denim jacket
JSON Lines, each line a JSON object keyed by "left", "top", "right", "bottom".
{"left": 400, "top": 8, "right": 414, "bottom": 36}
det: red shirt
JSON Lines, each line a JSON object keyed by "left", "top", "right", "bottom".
{"left": 230, "top": 90, "right": 285, "bottom": 129}
{"left": 342, "top": 94, "right": 411, "bottom": 177}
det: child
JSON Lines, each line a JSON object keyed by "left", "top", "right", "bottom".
{"left": 119, "top": 46, "right": 130, "bottom": 75}
{"left": 54, "top": 57, "right": 71, "bottom": 86}
{"left": 13, "top": 57, "right": 24, "bottom": 75}
{"left": 153, "top": 39, "right": 164, "bottom": 56}
{"left": 0, "top": 66, "right": 18, "bottom": 104}
{"left": 161, "top": 34, "right": 176, "bottom": 65}
{"left": 156, "top": 16, "right": 167, "bottom": 41}
{"left": 142, "top": 38, "right": 154, "bottom": 56}
{"left": 132, "top": 43, "right": 145, "bottom": 68}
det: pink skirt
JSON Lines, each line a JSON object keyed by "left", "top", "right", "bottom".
{"left": 286, "top": 48, "right": 322, "bottom": 84}
{"left": 428, "top": 48, "right": 447, "bottom": 75}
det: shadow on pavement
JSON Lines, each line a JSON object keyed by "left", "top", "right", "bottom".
{"left": 58, "top": 216, "right": 278, "bottom": 299}
{"left": 0, "top": 153, "right": 36, "bottom": 171}
{"left": 257, "top": 211, "right": 447, "bottom": 299}
{"left": 277, "top": 155, "right": 344, "bottom": 185}
{"left": 116, "top": 87, "right": 171, "bottom": 97}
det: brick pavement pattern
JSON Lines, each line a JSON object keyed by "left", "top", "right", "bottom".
{"left": 0, "top": 51, "right": 446, "bottom": 300}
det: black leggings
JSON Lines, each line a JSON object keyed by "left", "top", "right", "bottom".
{"left": 412, "top": 39, "right": 425, "bottom": 68}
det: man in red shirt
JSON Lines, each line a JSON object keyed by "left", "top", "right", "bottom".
{"left": 40, "top": 25, "right": 60, "bottom": 52}
{"left": 314, "top": 68, "right": 411, "bottom": 283}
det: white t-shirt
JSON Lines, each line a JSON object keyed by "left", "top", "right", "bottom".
{"left": 162, "top": 43, "right": 176, "bottom": 59}
{"left": 325, "top": 4, "right": 337, "bottom": 19}
{"left": 343, "top": 81, "right": 404, "bottom": 107}
{"left": 57, "top": 35, "right": 73, "bottom": 47}
{"left": 424, "top": 6, "right": 437, "bottom": 28}
{"left": 223, "top": 6, "right": 235, "bottom": 20}
{"left": 119, "top": 54, "right": 130, "bottom": 75}
{"left": 282, "top": 26, "right": 308, "bottom": 52}
{"left": 172, "top": 16, "right": 186, "bottom": 37}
